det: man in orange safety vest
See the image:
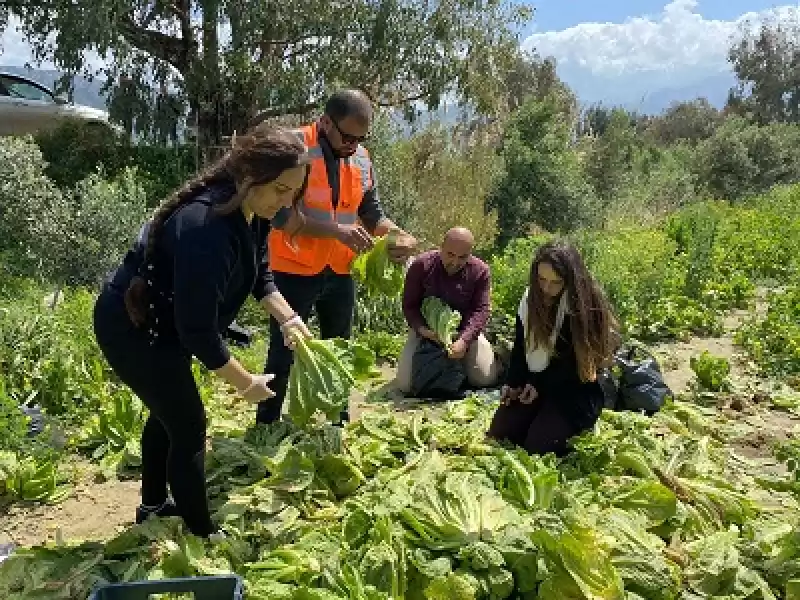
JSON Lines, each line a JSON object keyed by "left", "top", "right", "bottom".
{"left": 256, "top": 89, "right": 417, "bottom": 425}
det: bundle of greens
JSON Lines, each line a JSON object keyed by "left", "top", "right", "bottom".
{"left": 286, "top": 337, "right": 377, "bottom": 427}
{"left": 351, "top": 231, "right": 406, "bottom": 298}
{"left": 421, "top": 297, "right": 462, "bottom": 347}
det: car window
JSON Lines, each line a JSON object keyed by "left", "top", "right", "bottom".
{"left": 0, "top": 76, "right": 55, "bottom": 103}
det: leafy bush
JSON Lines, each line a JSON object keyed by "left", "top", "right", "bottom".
{"left": 35, "top": 120, "right": 197, "bottom": 206}
{"left": 690, "top": 351, "right": 732, "bottom": 392}
{"left": 488, "top": 95, "right": 599, "bottom": 246}
{"left": 369, "top": 117, "right": 500, "bottom": 253}
{"left": 56, "top": 167, "right": 149, "bottom": 287}
{"left": 0, "top": 136, "right": 70, "bottom": 280}
{"left": 0, "top": 287, "right": 111, "bottom": 416}
{"left": 695, "top": 117, "right": 800, "bottom": 201}
{"left": 736, "top": 286, "right": 800, "bottom": 377}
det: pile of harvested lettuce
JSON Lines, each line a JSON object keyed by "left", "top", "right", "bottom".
{"left": 2, "top": 395, "right": 800, "bottom": 600}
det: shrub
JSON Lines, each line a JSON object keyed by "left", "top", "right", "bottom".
{"left": 56, "top": 167, "right": 149, "bottom": 287}
{"left": 35, "top": 120, "right": 197, "bottom": 206}
{"left": 0, "top": 136, "right": 70, "bottom": 281}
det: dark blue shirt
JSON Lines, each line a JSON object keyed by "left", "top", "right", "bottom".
{"left": 107, "top": 180, "right": 276, "bottom": 370}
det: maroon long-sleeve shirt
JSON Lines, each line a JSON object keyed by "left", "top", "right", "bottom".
{"left": 402, "top": 250, "right": 491, "bottom": 345}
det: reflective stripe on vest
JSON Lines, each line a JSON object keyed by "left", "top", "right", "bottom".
{"left": 268, "top": 123, "right": 373, "bottom": 276}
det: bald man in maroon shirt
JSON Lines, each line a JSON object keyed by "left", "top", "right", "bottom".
{"left": 395, "top": 227, "right": 501, "bottom": 394}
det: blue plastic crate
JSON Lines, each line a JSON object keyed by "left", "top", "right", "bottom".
{"left": 88, "top": 575, "right": 244, "bottom": 600}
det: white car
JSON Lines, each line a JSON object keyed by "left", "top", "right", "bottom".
{"left": 0, "top": 72, "right": 115, "bottom": 136}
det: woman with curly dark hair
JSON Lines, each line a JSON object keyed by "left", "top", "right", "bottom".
{"left": 487, "top": 239, "right": 618, "bottom": 456}
{"left": 93, "top": 124, "right": 311, "bottom": 537}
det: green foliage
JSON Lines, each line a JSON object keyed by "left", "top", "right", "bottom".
{"left": 0, "top": 378, "right": 29, "bottom": 453}
{"left": 736, "top": 286, "right": 800, "bottom": 377}
{"left": 488, "top": 96, "right": 598, "bottom": 246}
{"left": 0, "top": 135, "right": 70, "bottom": 281}
{"left": 351, "top": 235, "right": 405, "bottom": 299}
{"left": 421, "top": 297, "right": 462, "bottom": 347}
{"left": 695, "top": 117, "right": 800, "bottom": 201}
{"left": 2, "top": 398, "right": 798, "bottom": 598}
{"left": 355, "top": 332, "right": 406, "bottom": 365}
{"left": 56, "top": 167, "right": 150, "bottom": 287}
{"left": 0, "top": 286, "right": 110, "bottom": 416}
{"left": 489, "top": 186, "right": 800, "bottom": 343}
{"left": 368, "top": 117, "right": 501, "bottom": 252}
{"left": 35, "top": 121, "right": 197, "bottom": 206}
{"left": 690, "top": 351, "right": 732, "bottom": 392}
{"left": 584, "top": 108, "right": 639, "bottom": 205}
{"left": 5, "top": 0, "right": 532, "bottom": 144}
{"left": 0, "top": 135, "right": 152, "bottom": 287}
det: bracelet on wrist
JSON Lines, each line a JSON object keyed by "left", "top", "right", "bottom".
{"left": 280, "top": 313, "right": 299, "bottom": 328}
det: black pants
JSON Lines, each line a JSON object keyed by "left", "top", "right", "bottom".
{"left": 257, "top": 270, "right": 355, "bottom": 424}
{"left": 486, "top": 396, "right": 598, "bottom": 457}
{"left": 93, "top": 288, "right": 214, "bottom": 537}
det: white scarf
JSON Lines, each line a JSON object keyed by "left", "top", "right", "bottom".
{"left": 517, "top": 287, "right": 569, "bottom": 372}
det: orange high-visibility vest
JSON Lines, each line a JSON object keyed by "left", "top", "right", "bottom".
{"left": 269, "top": 122, "right": 373, "bottom": 276}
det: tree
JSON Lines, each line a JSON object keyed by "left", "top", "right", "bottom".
{"left": 584, "top": 108, "right": 638, "bottom": 205}
{"left": 727, "top": 13, "right": 800, "bottom": 124}
{"left": 644, "top": 99, "right": 722, "bottom": 145}
{"left": 3, "top": 0, "right": 531, "bottom": 146}
{"left": 487, "top": 95, "right": 597, "bottom": 247}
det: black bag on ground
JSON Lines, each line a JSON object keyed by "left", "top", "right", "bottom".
{"left": 598, "top": 341, "right": 672, "bottom": 415}
{"left": 410, "top": 339, "right": 466, "bottom": 400}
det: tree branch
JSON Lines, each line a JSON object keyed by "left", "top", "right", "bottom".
{"left": 249, "top": 101, "right": 319, "bottom": 125}
{"left": 118, "top": 12, "right": 192, "bottom": 72}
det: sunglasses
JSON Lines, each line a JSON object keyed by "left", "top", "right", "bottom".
{"left": 331, "top": 118, "right": 368, "bottom": 145}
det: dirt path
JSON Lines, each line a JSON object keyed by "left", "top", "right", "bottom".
{"left": 0, "top": 459, "right": 141, "bottom": 548}
{"left": 2, "top": 296, "right": 797, "bottom": 549}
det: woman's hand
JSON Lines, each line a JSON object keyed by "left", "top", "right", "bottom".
{"left": 280, "top": 314, "right": 311, "bottom": 349}
{"left": 238, "top": 373, "right": 276, "bottom": 403}
{"left": 501, "top": 384, "right": 537, "bottom": 406}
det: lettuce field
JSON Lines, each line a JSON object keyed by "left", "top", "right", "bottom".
{"left": 1, "top": 185, "right": 799, "bottom": 599}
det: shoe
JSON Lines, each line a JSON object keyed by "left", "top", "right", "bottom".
{"left": 135, "top": 499, "right": 180, "bottom": 524}
{"left": 333, "top": 410, "right": 350, "bottom": 427}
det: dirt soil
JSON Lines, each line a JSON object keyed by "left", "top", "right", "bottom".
{"left": 2, "top": 296, "right": 797, "bottom": 549}
{"left": 0, "top": 459, "right": 141, "bottom": 548}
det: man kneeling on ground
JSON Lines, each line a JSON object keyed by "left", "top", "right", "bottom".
{"left": 395, "top": 227, "right": 500, "bottom": 394}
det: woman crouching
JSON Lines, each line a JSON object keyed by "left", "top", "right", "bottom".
{"left": 487, "top": 239, "right": 618, "bottom": 456}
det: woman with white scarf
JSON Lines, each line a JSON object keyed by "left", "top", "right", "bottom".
{"left": 487, "top": 240, "right": 618, "bottom": 456}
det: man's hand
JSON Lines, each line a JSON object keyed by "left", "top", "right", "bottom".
{"left": 387, "top": 230, "right": 417, "bottom": 264}
{"left": 448, "top": 338, "right": 467, "bottom": 360}
{"left": 336, "top": 224, "right": 374, "bottom": 253}
{"left": 501, "top": 383, "right": 537, "bottom": 406}
{"left": 418, "top": 327, "right": 441, "bottom": 345}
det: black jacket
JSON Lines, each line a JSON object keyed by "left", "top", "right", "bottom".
{"left": 505, "top": 316, "right": 604, "bottom": 429}
{"left": 106, "top": 180, "right": 276, "bottom": 370}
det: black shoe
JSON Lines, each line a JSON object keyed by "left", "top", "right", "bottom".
{"left": 135, "top": 499, "right": 180, "bottom": 524}
{"left": 333, "top": 410, "right": 350, "bottom": 427}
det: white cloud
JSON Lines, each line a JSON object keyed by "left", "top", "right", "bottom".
{"left": 523, "top": 0, "right": 800, "bottom": 77}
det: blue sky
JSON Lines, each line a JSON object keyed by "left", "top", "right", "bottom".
{"left": 520, "top": 0, "right": 800, "bottom": 111}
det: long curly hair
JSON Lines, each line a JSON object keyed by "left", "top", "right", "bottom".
{"left": 124, "top": 124, "right": 311, "bottom": 327}
{"left": 526, "top": 239, "right": 618, "bottom": 382}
